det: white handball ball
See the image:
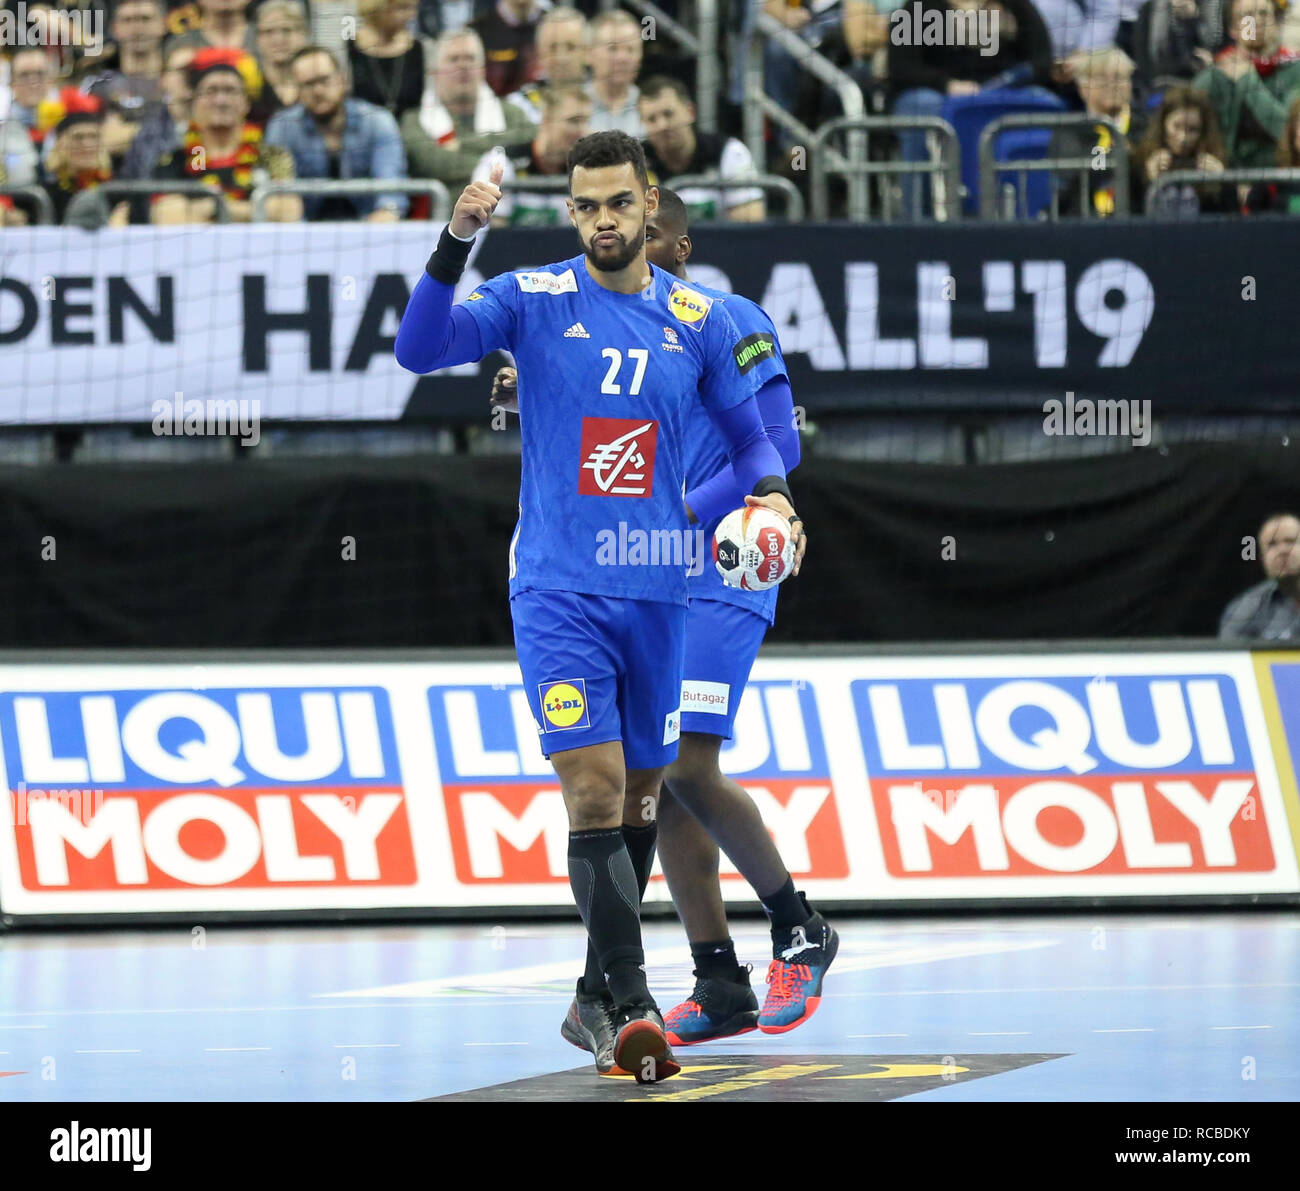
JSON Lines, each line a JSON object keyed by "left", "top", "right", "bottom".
{"left": 713, "top": 505, "right": 796, "bottom": 591}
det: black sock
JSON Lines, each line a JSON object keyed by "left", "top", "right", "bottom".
{"left": 690, "top": 938, "right": 740, "bottom": 981}
{"left": 758, "top": 876, "right": 807, "bottom": 930}
{"left": 584, "top": 822, "right": 658, "bottom": 993}
{"left": 568, "top": 827, "right": 650, "bottom": 1006}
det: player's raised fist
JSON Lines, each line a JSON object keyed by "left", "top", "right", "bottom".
{"left": 490, "top": 366, "right": 518, "bottom": 413}
{"left": 449, "top": 154, "right": 506, "bottom": 238}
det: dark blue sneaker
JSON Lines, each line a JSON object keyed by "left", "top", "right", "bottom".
{"left": 759, "top": 909, "right": 838, "bottom": 1034}
{"left": 663, "top": 966, "right": 760, "bottom": 1046}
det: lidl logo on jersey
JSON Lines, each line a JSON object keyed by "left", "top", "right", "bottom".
{"left": 539, "top": 679, "right": 590, "bottom": 730}
{"left": 668, "top": 282, "right": 713, "bottom": 330}
{"left": 428, "top": 678, "right": 848, "bottom": 884}
{"left": 578, "top": 417, "right": 658, "bottom": 497}
{"left": 514, "top": 268, "right": 578, "bottom": 295}
{"left": 0, "top": 687, "right": 415, "bottom": 897}
{"left": 851, "top": 672, "right": 1276, "bottom": 879}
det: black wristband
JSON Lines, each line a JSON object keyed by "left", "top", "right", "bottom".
{"left": 425, "top": 226, "right": 475, "bottom": 285}
{"left": 752, "top": 474, "right": 793, "bottom": 505}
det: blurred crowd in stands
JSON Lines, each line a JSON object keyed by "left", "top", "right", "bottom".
{"left": 2, "top": 0, "right": 1300, "bottom": 224}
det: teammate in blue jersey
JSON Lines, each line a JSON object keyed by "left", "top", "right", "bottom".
{"left": 490, "top": 188, "right": 838, "bottom": 1070}
{"left": 394, "top": 133, "right": 806, "bottom": 1083}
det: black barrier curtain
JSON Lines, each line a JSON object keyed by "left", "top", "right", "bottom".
{"left": 1, "top": 444, "right": 1297, "bottom": 647}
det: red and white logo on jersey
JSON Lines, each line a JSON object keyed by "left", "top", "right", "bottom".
{"left": 579, "top": 418, "right": 658, "bottom": 497}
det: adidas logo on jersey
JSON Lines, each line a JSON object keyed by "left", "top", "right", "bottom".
{"left": 563, "top": 322, "right": 591, "bottom": 339}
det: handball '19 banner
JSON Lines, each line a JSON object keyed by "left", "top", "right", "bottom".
{"left": 1, "top": 220, "right": 1295, "bottom": 424}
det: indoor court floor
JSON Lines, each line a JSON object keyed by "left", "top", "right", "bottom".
{"left": 1, "top": 912, "right": 1296, "bottom": 1102}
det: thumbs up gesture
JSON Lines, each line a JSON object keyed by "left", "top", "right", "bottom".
{"left": 449, "top": 154, "right": 505, "bottom": 238}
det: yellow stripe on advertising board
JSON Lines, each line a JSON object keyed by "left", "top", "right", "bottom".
{"left": 1252, "top": 652, "right": 1300, "bottom": 871}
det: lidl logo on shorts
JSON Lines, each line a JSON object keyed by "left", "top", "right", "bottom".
{"left": 668, "top": 283, "right": 713, "bottom": 331}
{"left": 539, "top": 679, "right": 591, "bottom": 730}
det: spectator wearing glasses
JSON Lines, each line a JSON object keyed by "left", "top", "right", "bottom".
{"left": 40, "top": 110, "right": 134, "bottom": 226}
{"left": 505, "top": 6, "right": 589, "bottom": 124}
{"left": 150, "top": 56, "right": 300, "bottom": 221}
{"left": 638, "top": 74, "right": 765, "bottom": 221}
{"left": 5, "top": 48, "right": 60, "bottom": 149}
{"left": 251, "top": 0, "right": 309, "bottom": 125}
{"left": 266, "top": 45, "right": 409, "bottom": 220}
{"left": 400, "top": 26, "right": 532, "bottom": 189}
{"left": 1194, "top": 0, "right": 1300, "bottom": 167}
{"left": 349, "top": 0, "right": 432, "bottom": 120}
{"left": 1219, "top": 512, "right": 1300, "bottom": 640}
{"left": 469, "top": 81, "right": 591, "bottom": 225}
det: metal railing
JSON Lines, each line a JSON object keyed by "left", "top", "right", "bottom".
{"left": 1148, "top": 166, "right": 1300, "bottom": 212}
{"left": 649, "top": 172, "right": 804, "bottom": 220}
{"left": 249, "top": 179, "right": 452, "bottom": 222}
{"left": 810, "top": 116, "right": 961, "bottom": 222}
{"left": 0, "top": 185, "right": 55, "bottom": 225}
{"left": 96, "top": 180, "right": 234, "bottom": 222}
{"left": 745, "top": 11, "right": 865, "bottom": 212}
{"left": 978, "top": 114, "right": 1130, "bottom": 220}
{"left": 617, "top": 0, "right": 720, "bottom": 135}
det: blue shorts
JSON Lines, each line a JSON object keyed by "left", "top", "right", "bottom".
{"left": 511, "top": 589, "right": 686, "bottom": 770}
{"left": 680, "top": 598, "right": 769, "bottom": 740}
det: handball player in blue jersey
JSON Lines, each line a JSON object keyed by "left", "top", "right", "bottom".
{"left": 491, "top": 189, "right": 838, "bottom": 1070}
{"left": 394, "top": 133, "right": 806, "bottom": 1083}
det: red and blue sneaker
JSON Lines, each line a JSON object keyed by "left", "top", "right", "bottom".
{"left": 663, "top": 966, "right": 760, "bottom": 1046}
{"left": 759, "top": 910, "right": 839, "bottom": 1034}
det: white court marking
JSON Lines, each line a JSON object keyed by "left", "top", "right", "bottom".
{"left": 315, "top": 937, "right": 1062, "bottom": 1000}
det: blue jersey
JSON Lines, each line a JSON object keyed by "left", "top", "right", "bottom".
{"left": 682, "top": 289, "right": 790, "bottom": 624}
{"left": 459, "top": 254, "right": 760, "bottom": 606}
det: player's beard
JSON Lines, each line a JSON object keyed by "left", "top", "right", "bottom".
{"left": 583, "top": 223, "right": 643, "bottom": 273}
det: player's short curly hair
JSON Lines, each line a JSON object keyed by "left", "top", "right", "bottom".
{"left": 567, "top": 131, "right": 649, "bottom": 193}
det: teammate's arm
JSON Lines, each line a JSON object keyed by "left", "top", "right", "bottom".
{"left": 394, "top": 162, "right": 507, "bottom": 375}
{"left": 684, "top": 374, "right": 800, "bottom": 526}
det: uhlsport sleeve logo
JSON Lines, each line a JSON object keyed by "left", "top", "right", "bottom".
{"left": 668, "top": 281, "right": 713, "bottom": 330}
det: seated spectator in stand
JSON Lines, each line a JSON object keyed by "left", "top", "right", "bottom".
{"left": 1194, "top": 0, "right": 1300, "bottom": 166}
{"left": 505, "top": 5, "right": 588, "bottom": 123}
{"left": 349, "top": 0, "right": 431, "bottom": 121}
{"left": 79, "top": 0, "right": 168, "bottom": 171}
{"left": 5, "top": 48, "right": 61, "bottom": 151}
{"left": 1051, "top": 46, "right": 1145, "bottom": 214}
{"left": 1130, "top": 83, "right": 1234, "bottom": 209}
{"left": 150, "top": 56, "right": 301, "bottom": 221}
{"left": 470, "top": 0, "right": 545, "bottom": 98}
{"left": 399, "top": 27, "right": 532, "bottom": 189}
{"left": 166, "top": 0, "right": 260, "bottom": 55}
{"left": 251, "top": 0, "right": 309, "bottom": 125}
{"left": 39, "top": 109, "right": 133, "bottom": 226}
{"left": 890, "top": 0, "right": 1056, "bottom": 217}
{"left": 469, "top": 82, "right": 590, "bottom": 225}
{"left": 759, "top": 0, "right": 849, "bottom": 150}
{"left": 638, "top": 74, "right": 765, "bottom": 220}
{"left": 796, "top": 0, "right": 894, "bottom": 130}
{"left": 1032, "top": 0, "right": 1122, "bottom": 60}
{"left": 1132, "top": 0, "right": 1224, "bottom": 88}
{"left": 120, "top": 42, "right": 194, "bottom": 177}
{"left": 1219, "top": 512, "right": 1300, "bottom": 640}
{"left": 266, "top": 46, "right": 408, "bottom": 219}
{"left": 1244, "top": 92, "right": 1300, "bottom": 208}
{"left": 416, "top": 0, "right": 477, "bottom": 40}
{"left": 586, "top": 7, "right": 643, "bottom": 135}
